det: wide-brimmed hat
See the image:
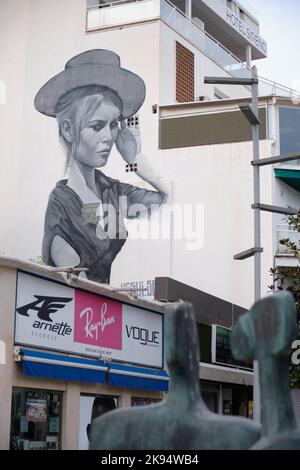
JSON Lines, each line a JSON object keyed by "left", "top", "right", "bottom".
{"left": 34, "top": 49, "right": 146, "bottom": 119}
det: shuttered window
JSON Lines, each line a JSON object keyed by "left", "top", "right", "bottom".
{"left": 176, "top": 42, "right": 194, "bottom": 103}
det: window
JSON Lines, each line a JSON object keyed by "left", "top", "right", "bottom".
{"left": 176, "top": 42, "right": 195, "bottom": 103}
{"left": 239, "top": 8, "right": 246, "bottom": 21}
{"left": 10, "top": 388, "right": 62, "bottom": 450}
{"left": 279, "top": 106, "right": 300, "bottom": 164}
{"left": 201, "top": 382, "right": 219, "bottom": 413}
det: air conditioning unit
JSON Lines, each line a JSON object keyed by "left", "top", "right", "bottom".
{"left": 192, "top": 17, "right": 205, "bottom": 31}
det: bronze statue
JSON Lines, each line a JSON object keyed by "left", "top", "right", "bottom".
{"left": 90, "top": 301, "right": 260, "bottom": 450}
{"left": 231, "top": 291, "right": 300, "bottom": 450}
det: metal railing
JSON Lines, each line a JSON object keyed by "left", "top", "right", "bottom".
{"left": 161, "top": 0, "right": 251, "bottom": 78}
{"left": 87, "top": 0, "right": 142, "bottom": 9}
{"left": 277, "top": 224, "right": 300, "bottom": 255}
{"left": 258, "top": 76, "right": 300, "bottom": 102}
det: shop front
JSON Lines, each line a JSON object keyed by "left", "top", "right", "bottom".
{"left": 155, "top": 276, "right": 254, "bottom": 419}
{"left": 0, "top": 257, "right": 168, "bottom": 450}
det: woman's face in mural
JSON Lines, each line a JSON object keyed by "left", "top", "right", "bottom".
{"left": 74, "top": 96, "right": 121, "bottom": 168}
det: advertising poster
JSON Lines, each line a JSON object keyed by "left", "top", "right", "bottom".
{"left": 25, "top": 399, "right": 47, "bottom": 423}
{"left": 79, "top": 395, "right": 118, "bottom": 450}
{"left": 15, "top": 271, "right": 163, "bottom": 368}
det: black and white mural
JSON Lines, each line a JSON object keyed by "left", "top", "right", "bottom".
{"left": 34, "top": 49, "right": 167, "bottom": 284}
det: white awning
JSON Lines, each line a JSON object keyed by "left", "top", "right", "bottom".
{"left": 200, "top": 362, "right": 253, "bottom": 386}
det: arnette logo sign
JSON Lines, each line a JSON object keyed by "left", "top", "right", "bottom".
{"left": 226, "top": 9, "right": 267, "bottom": 56}
{"left": 15, "top": 271, "right": 163, "bottom": 368}
{"left": 17, "top": 295, "right": 73, "bottom": 336}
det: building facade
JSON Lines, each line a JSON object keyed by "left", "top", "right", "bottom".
{"left": 1, "top": 0, "right": 300, "bottom": 448}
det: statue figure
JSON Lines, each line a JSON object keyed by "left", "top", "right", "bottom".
{"left": 90, "top": 301, "right": 260, "bottom": 450}
{"left": 231, "top": 291, "right": 300, "bottom": 450}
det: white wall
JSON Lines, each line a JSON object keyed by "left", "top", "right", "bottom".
{"left": 159, "top": 21, "right": 250, "bottom": 105}
{"left": 113, "top": 137, "right": 274, "bottom": 309}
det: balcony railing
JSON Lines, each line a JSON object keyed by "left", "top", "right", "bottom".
{"left": 277, "top": 225, "right": 300, "bottom": 255}
{"left": 258, "top": 76, "right": 300, "bottom": 103}
{"left": 86, "top": 0, "right": 251, "bottom": 79}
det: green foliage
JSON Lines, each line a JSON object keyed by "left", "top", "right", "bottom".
{"left": 269, "top": 211, "right": 300, "bottom": 389}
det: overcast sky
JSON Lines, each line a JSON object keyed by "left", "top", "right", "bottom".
{"left": 247, "top": 0, "right": 300, "bottom": 91}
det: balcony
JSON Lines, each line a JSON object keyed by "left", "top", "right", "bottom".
{"left": 181, "top": 0, "right": 266, "bottom": 61}
{"left": 86, "top": 0, "right": 251, "bottom": 79}
{"left": 86, "top": 0, "right": 300, "bottom": 103}
{"left": 276, "top": 225, "right": 300, "bottom": 268}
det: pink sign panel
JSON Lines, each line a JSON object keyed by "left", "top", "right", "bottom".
{"left": 74, "top": 290, "right": 122, "bottom": 350}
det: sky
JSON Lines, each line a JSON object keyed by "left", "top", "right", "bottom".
{"left": 246, "top": 0, "right": 300, "bottom": 91}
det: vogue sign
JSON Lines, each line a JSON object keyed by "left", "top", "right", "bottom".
{"left": 15, "top": 271, "right": 163, "bottom": 368}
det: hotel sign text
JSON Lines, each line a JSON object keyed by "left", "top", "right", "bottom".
{"left": 226, "top": 9, "right": 267, "bottom": 56}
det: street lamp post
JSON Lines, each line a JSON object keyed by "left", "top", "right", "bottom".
{"left": 204, "top": 68, "right": 298, "bottom": 424}
{"left": 251, "top": 66, "right": 262, "bottom": 423}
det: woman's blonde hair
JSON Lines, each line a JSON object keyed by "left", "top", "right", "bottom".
{"left": 55, "top": 85, "right": 123, "bottom": 169}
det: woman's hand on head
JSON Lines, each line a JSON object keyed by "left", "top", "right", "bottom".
{"left": 115, "top": 119, "right": 141, "bottom": 164}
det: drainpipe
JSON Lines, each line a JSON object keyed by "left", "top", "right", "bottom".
{"left": 246, "top": 44, "right": 252, "bottom": 69}
{"left": 185, "top": 0, "right": 192, "bottom": 19}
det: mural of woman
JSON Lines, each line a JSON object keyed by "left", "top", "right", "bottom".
{"left": 34, "top": 49, "right": 167, "bottom": 284}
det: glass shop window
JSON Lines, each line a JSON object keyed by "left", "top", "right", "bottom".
{"left": 10, "top": 388, "right": 62, "bottom": 450}
{"left": 279, "top": 106, "right": 300, "bottom": 165}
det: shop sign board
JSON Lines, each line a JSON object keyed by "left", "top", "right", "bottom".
{"left": 211, "top": 324, "right": 253, "bottom": 370}
{"left": 15, "top": 271, "right": 163, "bottom": 368}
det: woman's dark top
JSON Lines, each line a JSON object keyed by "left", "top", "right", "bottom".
{"left": 42, "top": 170, "right": 164, "bottom": 284}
